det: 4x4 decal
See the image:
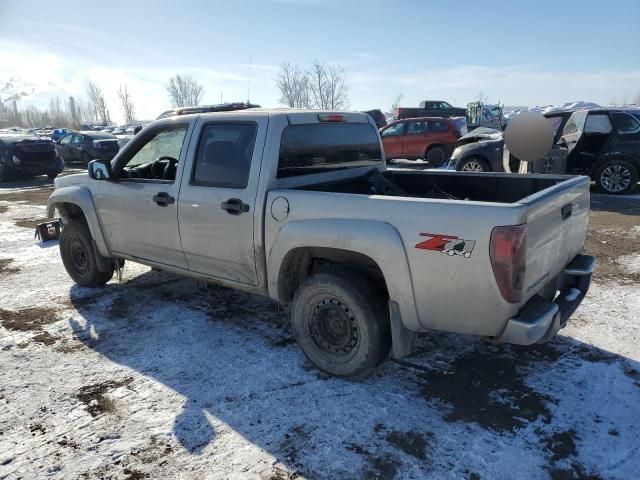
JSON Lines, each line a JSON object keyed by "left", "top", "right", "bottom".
{"left": 415, "top": 233, "right": 476, "bottom": 258}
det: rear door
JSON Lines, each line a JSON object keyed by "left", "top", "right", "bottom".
{"left": 177, "top": 114, "right": 268, "bottom": 285}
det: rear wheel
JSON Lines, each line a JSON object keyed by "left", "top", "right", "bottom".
{"left": 425, "top": 145, "right": 447, "bottom": 167}
{"left": 595, "top": 159, "right": 638, "bottom": 195}
{"left": 457, "top": 156, "right": 490, "bottom": 172}
{"left": 290, "top": 268, "right": 391, "bottom": 378}
{"left": 60, "top": 221, "right": 113, "bottom": 287}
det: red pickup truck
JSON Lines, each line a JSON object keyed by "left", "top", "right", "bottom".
{"left": 380, "top": 116, "right": 466, "bottom": 166}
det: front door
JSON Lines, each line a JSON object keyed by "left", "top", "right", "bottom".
{"left": 94, "top": 122, "right": 192, "bottom": 268}
{"left": 402, "top": 120, "right": 428, "bottom": 158}
{"left": 380, "top": 122, "right": 405, "bottom": 158}
{"left": 178, "top": 116, "right": 267, "bottom": 285}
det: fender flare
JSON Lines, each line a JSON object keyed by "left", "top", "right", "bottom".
{"left": 47, "top": 186, "right": 111, "bottom": 257}
{"left": 268, "top": 219, "right": 420, "bottom": 332}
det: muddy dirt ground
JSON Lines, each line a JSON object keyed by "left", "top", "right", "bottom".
{"left": 0, "top": 175, "right": 639, "bottom": 480}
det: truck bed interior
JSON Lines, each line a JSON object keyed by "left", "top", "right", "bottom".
{"left": 295, "top": 169, "right": 566, "bottom": 203}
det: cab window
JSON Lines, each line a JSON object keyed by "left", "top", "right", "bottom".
{"left": 611, "top": 112, "right": 640, "bottom": 133}
{"left": 59, "top": 134, "right": 73, "bottom": 146}
{"left": 119, "top": 125, "right": 188, "bottom": 182}
{"left": 381, "top": 123, "right": 405, "bottom": 137}
{"left": 584, "top": 114, "right": 613, "bottom": 134}
{"left": 192, "top": 123, "right": 258, "bottom": 188}
{"left": 406, "top": 121, "right": 427, "bottom": 134}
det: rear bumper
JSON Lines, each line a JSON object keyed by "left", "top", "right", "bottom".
{"left": 494, "top": 254, "right": 595, "bottom": 345}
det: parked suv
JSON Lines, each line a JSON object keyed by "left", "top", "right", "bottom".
{"left": 380, "top": 117, "right": 466, "bottom": 166}
{"left": 557, "top": 108, "right": 640, "bottom": 194}
{"left": 55, "top": 131, "right": 120, "bottom": 165}
{"left": 0, "top": 134, "right": 64, "bottom": 181}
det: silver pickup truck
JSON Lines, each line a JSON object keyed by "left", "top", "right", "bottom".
{"left": 48, "top": 109, "right": 595, "bottom": 377}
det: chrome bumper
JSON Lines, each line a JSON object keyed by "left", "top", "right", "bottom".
{"left": 495, "top": 254, "right": 595, "bottom": 345}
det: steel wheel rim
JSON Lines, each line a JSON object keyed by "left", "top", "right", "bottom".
{"left": 308, "top": 296, "right": 360, "bottom": 356}
{"left": 461, "top": 160, "right": 483, "bottom": 172}
{"left": 69, "top": 236, "right": 90, "bottom": 275}
{"left": 600, "top": 165, "right": 631, "bottom": 192}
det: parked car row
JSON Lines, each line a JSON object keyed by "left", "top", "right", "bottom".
{"left": 451, "top": 107, "right": 640, "bottom": 195}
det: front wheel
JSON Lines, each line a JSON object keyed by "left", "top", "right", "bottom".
{"left": 290, "top": 269, "right": 391, "bottom": 378}
{"left": 82, "top": 152, "right": 90, "bottom": 166}
{"left": 457, "top": 156, "right": 490, "bottom": 172}
{"left": 425, "top": 145, "right": 448, "bottom": 167}
{"left": 60, "top": 221, "right": 113, "bottom": 287}
{"left": 595, "top": 159, "right": 638, "bottom": 195}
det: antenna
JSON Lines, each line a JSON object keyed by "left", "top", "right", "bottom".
{"left": 247, "top": 54, "right": 252, "bottom": 103}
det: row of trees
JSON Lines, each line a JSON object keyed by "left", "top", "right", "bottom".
{"left": 277, "top": 61, "right": 349, "bottom": 109}
{"left": 0, "top": 74, "right": 205, "bottom": 129}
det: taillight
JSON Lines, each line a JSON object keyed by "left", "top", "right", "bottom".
{"left": 490, "top": 224, "right": 527, "bottom": 303}
{"left": 318, "top": 114, "right": 345, "bottom": 122}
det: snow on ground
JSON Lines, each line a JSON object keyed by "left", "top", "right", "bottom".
{"left": 1, "top": 185, "right": 640, "bottom": 479}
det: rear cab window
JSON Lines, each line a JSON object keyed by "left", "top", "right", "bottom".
{"left": 277, "top": 123, "right": 383, "bottom": 178}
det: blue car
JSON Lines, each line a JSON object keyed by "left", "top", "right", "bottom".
{"left": 51, "top": 128, "right": 72, "bottom": 142}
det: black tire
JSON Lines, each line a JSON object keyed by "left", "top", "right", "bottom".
{"left": 594, "top": 159, "right": 638, "bottom": 195}
{"left": 457, "top": 156, "right": 491, "bottom": 172}
{"left": 60, "top": 221, "right": 113, "bottom": 287}
{"left": 81, "top": 152, "right": 90, "bottom": 166}
{"left": 290, "top": 268, "right": 391, "bottom": 378}
{"left": 425, "top": 145, "right": 447, "bottom": 167}
{"left": 47, "top": 173, "right": 58, "bottom": 180}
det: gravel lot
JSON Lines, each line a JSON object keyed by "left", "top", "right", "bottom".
{"left": 1, "top": 174, "right": 639, "bottom": 480}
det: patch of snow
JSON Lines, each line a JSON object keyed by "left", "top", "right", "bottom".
{"left": 617, "top": 254, "right": 640, "bottom": 274}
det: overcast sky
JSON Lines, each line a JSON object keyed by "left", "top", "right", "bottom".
{"left": 1, "top": 0, "right": 639, "bottom": 123}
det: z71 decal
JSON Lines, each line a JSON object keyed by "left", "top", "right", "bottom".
{"left": 415, "top": 233, "right": 476, "bottom": 258}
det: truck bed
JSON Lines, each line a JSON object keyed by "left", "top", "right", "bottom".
{"left": 295, "top": 169, "right": 568, "bottom": 204}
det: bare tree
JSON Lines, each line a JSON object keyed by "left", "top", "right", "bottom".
{"left": 49, "top": 97, "right": 64, "bottom": 126}
{"left": 634, "top": 91, "right": 640, "bottom": 106}
{"left": 308, "top": 61, "right": 349, "bottom": 110}
{"left": 116, "top": 84, "right": 136, "bottom": 124}
{"left": 86, "top": 81, "right": 108, "bottom": 124}
{"left": 166, "top": 74, "right": 204, "bottom": 108}
{"left": 391, "top": 93, "right": 404, "bottom": 111}
{"left": 277, "top": 63, "right": 310, "bottom": 108}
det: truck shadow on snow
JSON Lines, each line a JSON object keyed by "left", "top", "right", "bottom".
{"left": 67, "top": 271, "right": 640, "bottom": 479}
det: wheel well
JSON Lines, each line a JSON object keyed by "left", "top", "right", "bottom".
{"left": 277, "top": 247, "right": 388, "bottom": 303}
{"left": 425, "top": 143, "right": 446, "bottom": 156}
{"left": 590, "top": 155, "right": 640, "bottom": 179}
{"left": 55, "top": 202, "right": 89, "bottom": 227}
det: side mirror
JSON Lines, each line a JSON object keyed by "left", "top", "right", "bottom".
{"left": 88, "top": 159, "right": 112, "bottom": 181}
{"left": 557, "top": 137, "right": 567, "bottom": 147}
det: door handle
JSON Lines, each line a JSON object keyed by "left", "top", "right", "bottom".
{"left": 153, "top": 192, "right": 175, "bottom": 207}
{"left": 221, "top": 198, "right": 249, "bottom": 215}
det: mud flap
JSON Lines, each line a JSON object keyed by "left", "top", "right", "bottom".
{"left": 91, "top": 239, "right": 113, "bottom": 273}
{"left": 389, "top": 300, "right": 416, "bottom": 360}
